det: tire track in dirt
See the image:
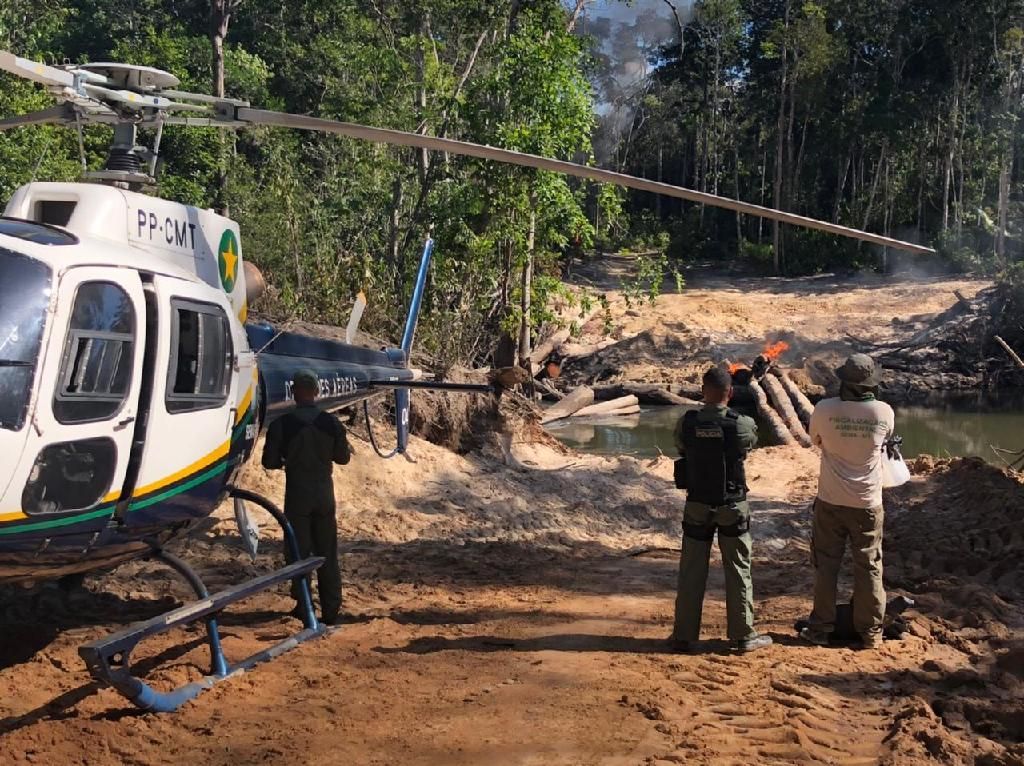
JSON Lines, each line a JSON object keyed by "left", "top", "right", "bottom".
{"left": 644, "top": 653, "right": 889, "bottom": 765}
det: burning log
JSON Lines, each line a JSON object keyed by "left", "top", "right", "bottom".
{"left": 728, "top": 340, "right": 813, "bottom": 447}
{"left": 761, "top": 374, "right": 813, "bottom": 447}
{"left": 747, "top": 379, "right": 797, "bottom": 446}
{"left": 772, "top": 368, "right": 815, "bottom": 428}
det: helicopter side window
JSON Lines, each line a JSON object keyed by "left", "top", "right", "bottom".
{"left": 167, "top": 300, "right": 233, "bottom": 414}
{"left": 53, "top": 282, "right": 136, "bottom": 424}
{"left": 0, "top": 249, "right": 52, "bottom": 432}
{"left": 22, "top": 437, "right": 117, "bottom": 515}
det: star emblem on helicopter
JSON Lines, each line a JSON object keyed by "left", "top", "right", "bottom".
{"left": 218, "top": 229, "right": 239, "bottom": 292}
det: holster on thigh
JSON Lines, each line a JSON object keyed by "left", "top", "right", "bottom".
{"left": 683, "top": 522, "right": 716, "bottom": 542}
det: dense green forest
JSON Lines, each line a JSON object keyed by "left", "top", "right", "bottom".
{"left": 1, "top": 1, "right": 1023, "bottom": 369}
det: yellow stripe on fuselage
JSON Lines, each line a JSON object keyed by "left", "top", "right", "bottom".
{"left": 132, "top": 439, "right": 229, "bottom": 498}
{"left": 0, "top": 489, "right": 121, "bottom": 523}
{"left": 0, "top": 438, "right": 232, "bottom": 523}
{"left": 235, "top": 387, "right": 253, "bottom": 425}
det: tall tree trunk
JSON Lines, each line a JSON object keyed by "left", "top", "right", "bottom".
{"left": 656, "top": 144, "right": 663, "bottom": 219}
{"left": 210, "top": 1, "right": 238, "bottom": 216}
{"left": 566, "top": 0, "right": 590, "bottom": 33}
{"left": 862, "top": 140, "right": 888, "bottom": 233}
{"left": 734, "top": 145, "right": 742, "bottom": 247}
{"left": 997, "top": 159, "right": 1010, "bottom": 262}
{"left": 793, "top": 111, "right": 811, "bottom": 202}
{"left": 758, "top": 146, "right": 766, "bottom": 244}
{"left": 772, "top": 0, "right": 791, "bottom": 275}
{"left": 389, "top": 177, "right": 403, "bottom": 271}
{"left": 785, "top": 73, "right": 798, "bottom": 211}
{"left": 518, "top": 199, "right": 537, "bottom": 367}
{"left": 881, "top": 159, "right": 892, "bottom": 273}
{"left": 833, "top": 149, "right": 851, "bottom": 223}
{"left": 415, "top": 16, "right": 430, "bottom": 186}
{"left": 942, "top": 70, "right": 961, "bottom": 232}
{"left": 662, "top": 0, "right": 688, "bottom": 61}
{"left": 916, "top": 141, "right": 926, "bottom": 235}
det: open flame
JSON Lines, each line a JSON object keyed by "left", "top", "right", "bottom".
{"left": 762, "top": 340, "right": 790, "bottom": 361}
{"left": 728, "top": 341, "right": 789, "bottom": 378}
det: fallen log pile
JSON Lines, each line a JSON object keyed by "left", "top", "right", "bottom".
{"left": 540, "top": 386, "right": 594, "bottom": 424}
{"left": 572, "top": 395, "right": 640, "bottom": 418}
{"left": 748, "top": 378, "right": 797, "bottom": 446}
{"left": 592, "top": 383, "right": 700, "bottom": 406}
{"left": 761, "top": 374, "right": 813, "bottom": 447}
{"left": 774, "top": 368, "right": 815, "bottom": 427}
{"left": 539, "top": 359, "right": 820, "bottom": 449}
{"left": 844, "top": 283, "right": 1024, "bottom": 397}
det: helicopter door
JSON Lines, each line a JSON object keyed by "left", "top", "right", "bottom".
{"left": 13, "top": 268, "right": 145, "bottom": 524}
{"left": 124, "top": 275, "right": 236, "bottom": 526}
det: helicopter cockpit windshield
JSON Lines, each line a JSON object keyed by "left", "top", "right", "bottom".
{"left": 0, "top": 249, "right": 52, "bottom": 431}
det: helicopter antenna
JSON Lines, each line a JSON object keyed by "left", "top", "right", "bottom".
{"left": 0, "top": 49, "right": 935, "bottom": 255}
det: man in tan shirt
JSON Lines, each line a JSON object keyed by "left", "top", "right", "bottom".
{"left": 803, "top": 354, "right": 894, "bottom": 648}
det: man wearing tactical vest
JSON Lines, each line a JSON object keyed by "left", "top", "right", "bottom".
{"left": 669, "top": 366, "right": 772, "bottom": 653}
{"left": 262, "top": 369, "right": 352, "bottom": 626}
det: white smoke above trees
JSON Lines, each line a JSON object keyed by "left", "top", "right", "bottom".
{"left": 574, "top": 0, "right": 694, "bottom": 164}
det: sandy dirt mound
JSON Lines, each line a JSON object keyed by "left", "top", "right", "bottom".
{"left": 559, "top": 265, "right": 990, "bottom": 400}
{"left": 876, "top": 458, "right": 1024, "bottom": 765}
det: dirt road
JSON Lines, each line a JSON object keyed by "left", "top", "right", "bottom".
{"left": 1, "top": 271, "right": 1021, "bottom": 765}
{"left": 2, "top": 437, "right": 1021, "bottom": 765}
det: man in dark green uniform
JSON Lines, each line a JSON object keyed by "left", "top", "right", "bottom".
{"left": 669, "top": 367, "right": 772, "bottom": 653}
{"left": 262, "top": 369, "right": 351, "bottom": 625}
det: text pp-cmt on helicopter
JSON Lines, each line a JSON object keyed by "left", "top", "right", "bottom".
{"left": 0, "top": 51, "right": 933, "bottom": 713}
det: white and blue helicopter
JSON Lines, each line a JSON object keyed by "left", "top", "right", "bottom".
{"left": 0, "top": 50, "right": 933, "bottom": 712}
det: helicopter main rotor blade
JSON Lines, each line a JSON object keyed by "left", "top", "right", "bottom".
{"left": 0, "top": 47, "right": 934, "bottom": 255}
{"left": 237, "top": 107, "right": 934, "bottom": 255}
{"left": 0, "top": 104, "right": 74, "bottom": 131}
{"left": 0, "top": 51, "right": 75, "bottom": 89}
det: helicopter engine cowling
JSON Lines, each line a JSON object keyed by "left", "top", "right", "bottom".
{"left": 244, "top": 261, "right": 266, "bottom": 305}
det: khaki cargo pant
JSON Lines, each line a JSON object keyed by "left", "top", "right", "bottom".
{"left": 673, "top": 501, "right": 756, "bottom": 642}
{"left": 808, "top": 498, "right": 885, "bottom": 640}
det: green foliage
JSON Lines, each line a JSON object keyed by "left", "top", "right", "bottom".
{"left": 739, "top": 239, "right": 774, "bottom": 271}
{"left": 0, "top": 0, "right": 604, "bottom": 370}
{"left": 623, "top": 252, "right": 684, "bottom": 307}
{"left": 618, "top": 0, "right": 1024, "bottom": 276}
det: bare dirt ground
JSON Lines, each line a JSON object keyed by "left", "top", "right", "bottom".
{"left": 1, "top": 266, "right": 1022, "bottom": 765}
{"left": 560, "top": 260, "right": 991, "bottom": 398}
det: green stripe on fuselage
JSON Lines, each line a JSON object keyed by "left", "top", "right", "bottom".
{"left": 0, "top": 504, "right": 116, "bottom": 536}
{"left": 126, "top": 461, "right": 228, "bottom": 513}
{"left": 0, "top": 407, "right": 251, "bottom": 537}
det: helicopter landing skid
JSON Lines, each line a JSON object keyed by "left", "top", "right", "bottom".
{"left": 78, "top": 489, "right": 330, "bottom": 713}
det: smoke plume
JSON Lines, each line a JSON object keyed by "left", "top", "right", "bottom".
{"left": 577, "top": 0, "right": 694, "bottom": 164}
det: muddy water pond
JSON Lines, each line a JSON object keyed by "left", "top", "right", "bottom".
{"left": 546, "top": 396, "right": 1024, "bottom": 464}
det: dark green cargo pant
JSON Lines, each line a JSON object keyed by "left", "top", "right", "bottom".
{"left": 673, "top": 501, "right": 756, "bottom": 642}
{"left": 284, "top": 479, "right": 341, "bottom": 621}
